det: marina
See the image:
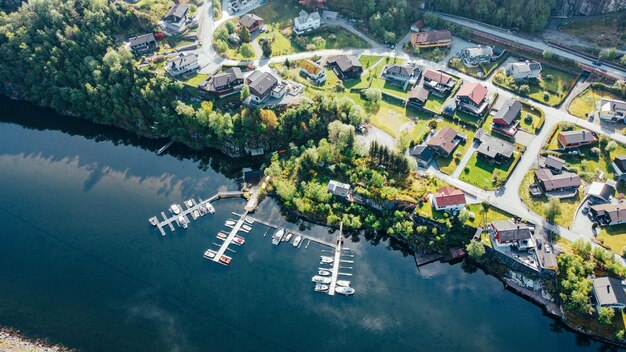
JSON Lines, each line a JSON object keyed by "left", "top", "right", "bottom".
{"left": 313, "top": 223, "right": 355, "bottom": 296}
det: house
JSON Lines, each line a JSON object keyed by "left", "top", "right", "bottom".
{"left": 426, "top": 126, "right": 466, "bottom": 156}
{"left": 455, "top": 83, "right": 489, "bottom": 116}
{"left": 227, "top": 0, "right": 256, "bottom": 13}
{"left": 587, "top": 181, "right": 616, "bottom": 203}
{"left": 165, "top": 53, "right": 199, "bottom": 77}
{"left": 591, "top": 203, "right": 626, "bottom": 227}
{"left": 422, "top": 70, "right": 455, "bottom": 97}
{"left": 299, "top": 59, "right": 326, "bottom": 85}
{"left": 128, "top": 33, "right": 158, "bottom": 56}
{"left": 599, "top": 98, "right": 626, "bottom": 122}
{"left": 407, "top": 86, "right": 430, "bottom": 107}
{"left": 293, "top": 10, "right": 321, "bottom": 34}
{"left": 492, "top": 99, "right": 522, "bottom": 136}
{"left": 410, "top": 20, "right": 424, "bottom": 33}
{"left": 505, "top": 61, "right": 542, "bottom": 80}
{"left": 489, "top": 219, "right": 535, "bottom": 250}
{"left": 326, "top": 55, "right": 362, "bottom": 79}
{"left": 431, "top": 186, "right": 466, "bottom": 211}
{"left": 245, "top": 70, "right": 286, "bottom": 103}
{"left": 411, "top": 30, "right": 452, "bottom": 48}
{"left": 239, "top": 13, "right": 263, "bottom": 32}
{"left": 533, "top": 169, "right": 581, "bottom": 197}
{"left": 612, "top": 156, "right": 626, "bottom": 181}
{"left": 557, "top": 130, "right": 598, "bottom": 149}
{"left": 381, "top": 63, "right": 421, "bottom": 90}
{"left": 198, "top": 67, "right": 244, "bottom": 97}
{"left": 164, "top": 3, "right": 189, "bottom": 26}
{"left": 321, "top": 10, "right": 338, "bottom": 21}
{"left": 410, "top": 145, "right": 433, "bottom": 167}
{"left": 327, "top": 180, "right": 351, "bottom": 198}
{"left": 475, "top": 129, "right": 515, "bottom": 162}
{"left": 461, "top": 46, "right": 493, "bottom": 66}
{"left": 591, "top": 277, "right": 626, "bottom": 312}
{"left": 538, "top": 155, "right": 566, "bottom": 174}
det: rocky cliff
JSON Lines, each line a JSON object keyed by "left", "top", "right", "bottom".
{"left": 553, "top": 0, "right": 626, "bottom": 16}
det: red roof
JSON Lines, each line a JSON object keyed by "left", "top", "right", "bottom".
{"left": 433, "top": 186, "right": 466, "bottom": 207}
{"left": 412, "top": 20, "right": 424, "bottom": 29}
{"left": 457, "top": 83, "right": 488, "bottom": 105}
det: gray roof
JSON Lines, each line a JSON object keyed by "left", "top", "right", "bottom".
{"left": 613, "top": 156, "right": 626, "bottom": 173}
{"left": 410, "top": 145, "right": 433, "bottom": 161}
{"left": 476, "top": 133, "right": 515, "bottom": 159}
{"left": 207, "top": 67, "right": 243, "bottom": 90}
{"left": 165, "top": 3, "right": 189, "bottom": 19}
{"left": 491, "top": 220, "right": 532, "bottom": 242}
{"left": 408, "top": 86, "right": 429, "bottom": 102}
{"left": 327, "top": 55, "right": 362, "bottom": 73}
{"left": 327, "top": 180, "right": 351, "bottom": 197}
{"left": 534, "top": 169, "right": 581, "bottom": 191}
{"left": 539, "top": 155, "right": 565, "bottom": 171}
{"left": 169, "top": 53, "right": 198, "bottom": 68}
{"left": 384, "top": 64, "right": 419, "bottom": 78}
{"left": 129, "top": 33, "right": 156, "bottom": 47}
{"left": 248, "top": 71, "right": 279, "bottom": 98}
{"left": 463, "top": 46, "right": 493, "bottom": 58}
{"left": 592, "top": 277, "right": 626, "bottom": 307}
{"left": 591, "top": 203, "right": 626, "bottom": 224}
{"left": 493, "top": 99, "right": 522, "bottom": 126}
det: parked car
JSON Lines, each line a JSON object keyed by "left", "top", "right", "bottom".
{"left": 537, "top": 239, "right": 542, "bottom": 250}
{"left": 582, "top": 205, "right": 589, "bottom": 215}
{"left": 592, "top": 60, "right": 603, "bottom": 66}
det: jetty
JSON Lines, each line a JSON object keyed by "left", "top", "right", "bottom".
{"left": 327, "top": 223, "right": 345, "bottom": 296}
{"left": 211, "top": 211, "right": 249, "bottom": 264}
{"left": 233, "top": 213, "right": 335, "bottom": 248}
{"left": 156, "top": 140, "right": 174, "bottom": 155}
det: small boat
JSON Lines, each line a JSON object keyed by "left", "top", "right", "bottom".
{"left": 203, "top": 249, "right": 216, "bottom": 259}
{"left": 292, "top": 235, "right": 302, "bottom": 247}
{"left": 226, "top": 220, "right": 236, "bottom": 226}
{"left": 177, "top": 216, "right": 189, "bottom": 229}
{"left": 242, "top": 224, "right": 252, "bottom": 232}
{"left": 318, "top": 269, "right": 331, "bottom": 276}
{"left": 272, "top": 228, "right": 285, "bottom": 245}
{"left": 335, "top": 286, "right": 355, "bottom": 296}
{"left": 148, "top": 217, "right": 158, "bottom": 226}
{"left": 205, "top": 203, "right": 215, "bottom": 214}
{"left": 191, "top": 210, "right": 200, "bottom": 220}
{"left": 320, "top": 256, "right": 334, "bottom": 264}
{"left": 217, "top": 231, "right": 228, "bottom": 240}
{"left": 311, "top": 275, "right": 332, "bottom": 284}
{"left": 185, "top": 200, "right": 193, "bottom": 207}
{"left": 284, "top": 232, "right": 293, "bottom": 242}
{"left": 170, "top": 204, "right": 182, "bottom": 214}
{"left": 244, "top": 216, "right": 255, "bottom": 225}
{"left": 336, "top": 280, "right": 351, "bottom": 287}
{"left": 232, "top": 235, "right": 245, "bottom": 245}
{"left": 314, "top": 284, "right": 329, "bottom": 292}
{"left": 219, "top": 255, "right": 232, "bottom": 265}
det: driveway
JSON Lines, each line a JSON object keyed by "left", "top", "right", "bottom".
{"left": 451, "top": 140, "right": 478, "bottom": 178}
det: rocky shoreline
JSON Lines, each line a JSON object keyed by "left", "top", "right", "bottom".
{"left": 0, "top": 328, "right": 73, "bottom": 352}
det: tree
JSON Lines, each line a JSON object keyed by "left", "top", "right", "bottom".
{"left": 544, "top": 197, "right": 562, "bottom": 223}
{"left": 621, "top": 55, "right": 626, "bottom": 66}
{"left": 598, "top": 307, "right": 615, "bottom": 325}
{"left": 542, "top": 50, "right": 553, "bottom": 59}
{"left": 240, "top": 26, "right": 251, "bottom": 43}
{"left": 364, "top": 88, "right": 382, "bottom": 103}
{"left": 225, "top": 21, "right": 236, "bottom": 34}
{"left": 606, "top": 140, "right": 618, "bottom": 153}
{"left": 466, "top": 240, "right": 485, "bottom": 260}
{"left": 240, "top": 85, "right": 250, "bottom": 101}
{"left": 518, "top": 84, "right": 530, "bottom": 95}
{"left": 214, "top": 39, "right": 228, "bottom": 53}
{"left": 261, "top": 39, "right": 272, "bottom": 57}
{"left": 599, "top": 47, "right": 618, "bottom": 60}
{"left": 240, "top": 43, "right": 255, "bottom": 58}
{"left": 259, "top": 109, "right": 278, "bottom": 129}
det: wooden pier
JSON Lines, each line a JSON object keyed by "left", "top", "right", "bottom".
{"left": 327, "top": 223, "right": 345, "bottom": 296}
{"left": 212, "top": 211, "right": 249, "bottom": 264}
{"left": 233, "top": 213, "right": 335, "bottom": 248}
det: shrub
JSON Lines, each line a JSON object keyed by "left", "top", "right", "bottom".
{"left": 545, "top": 74, "right": 554, "bottom": 81}
{"left": 543, "top": 91, "right": 550, "bottom": 101}
{"left": 524, "top": 113, "right": 533, "bottom": 124}
{"left": 518, "top": 84, "right": 530, "bottom": 95}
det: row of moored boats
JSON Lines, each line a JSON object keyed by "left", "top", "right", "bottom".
{"left": 313, "top": 255, "right": 355, "bottom": 295}
{"left": 271, "top": 228, "right": 302, "bottom": 247}
{"left": 203, "top": 216, "right": 255, "bottom": 266}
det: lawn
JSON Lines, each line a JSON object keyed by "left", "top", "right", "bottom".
{"left": 183, "top": 73, "right": 209, "bottom": 87}
{"left": 452, "top": 109, "right": 484, "bottom": 127}
{"left": 493, "top": 67, "right": 578, "bottom": 107}
{"left": 465, "top": 204, "right": 513, "bottom": 228}
{"left": 597, "top": 224, "right": 626, "bottom": 256}
{"left": 459, "top": 152, "right": 519, "bottom": 190}
{"left": 134, "top": 0, "right": 172, "bottom": 17}
{"left": 519, "top": 169, "right": 583, "bottom": 227}
{"left": 159, "top": 36, "right": 196, "bottom": 53}
{"left": 448, "top": 54, "right": 508, "bottom": 79}
{"left": 405, "top": 45, "right": 451, "bottom": 63}
{"left": 436, "top": 126, "right": 476, "bottom": 175}
{"left": 423, "top": 94, "right": 446, "bottom": 113}
{"left": 213, "top": 19, "right": 257, "bottom": 60}
{"left": 518, "top": 106, "right": 545, "bottom": 134}
{"left": 353, "top": 58, "right": 410, "bottom": 99}
{"left": 359, "top": 55, "right": 384, "bottom": 69}
{"left": 568, "top": 87, "right": 623, "bottom": 119}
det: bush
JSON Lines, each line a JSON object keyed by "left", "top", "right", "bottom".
{"left": 545, "top": 74, "right": 554, "bottom": 81}
{"left": 543, "top": 91, "right": 550, "bottom": 101}
{"left": 518, "top": 84, "right": 530, "bottom": 95}
{"left": 524, "top": 113, "right": 533, "bottom": 124}
{"left": 240, "top": 43, "right": 255, "bottom": 58}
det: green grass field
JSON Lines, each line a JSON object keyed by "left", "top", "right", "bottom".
{"left": 493, "top": 67, "right": 577, "bottom": 107}
{"left": 568, "top": 87, "right": 623, "bottom": 119}
{"left": 597, "top": 224, "right": 626, "bottom": 255}
{"left": 460, "top": 152, "right": 519, "bottom": 190}
{"left": 359, "top": 55, "right": 383, "bottom": 69}
{"left": 448, "top": 54, "right": 508, "bottom": 79}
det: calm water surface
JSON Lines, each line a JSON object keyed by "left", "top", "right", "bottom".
{"left": 0, "top": 96, "right": 614, "bottom": 351}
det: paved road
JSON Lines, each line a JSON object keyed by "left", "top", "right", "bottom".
{"left": 435, "top": 12, "right": 626, "bottom": 80}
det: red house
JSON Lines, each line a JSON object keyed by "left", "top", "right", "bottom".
{"left": 432, "top": 186, "right": 466, "bottom": 211}
{"left": 239, "top": 13, "right": 264, "bottom": 32}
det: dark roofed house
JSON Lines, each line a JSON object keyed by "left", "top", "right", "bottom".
{"left": 612, "top": 156, "right": 626, "bottom": 181}
{"left": 165, "top": 52, "right": 199, "bottom": 77}
{"left": 422, "top": 70, "right": 455, "bottom": 97}
{"left": 432, "top": 186, "right": 466, "bottom": 211}
{"left": 475, "top": 131, "right": 515, "bottom": 162}
{"left": 557, "top": 130, "right": 598, "bottom": 149}
{"left": 592, "top": 277, "right": 626, "bottom": 312}
{"left": 407, "top": 86, "right": 429, "bottom": 107}
{"left": 381, "top": 63, "right": 421, "bottom": 90}
{"left": 164, "top": 3, "right": 189, "bottom": 24}
{"left": 198, "top": 67, "right": 244, "bottom": 97}
{"left": 489, "top": 219, "right": 535, "bottom": 250}
{"left": 410, "top": 20, "right": 424, "bottom": 32}
{"left": 246, "top": 71, "right": 283, "bottom": 104}
{"left": 538, "top": 155, "right": 566, "bottom": 174}
{"left": 411, "top": 30, "right": 452, "bottom": 48}
{"left": 128, "top": 33, "right": 158, "bottom": 56}
{"left": 492, "top": 99, "right": 522, "bottom": 136}
{"left": 426, "top": 126, "right": 466, "bottom": 156}
{"left": 326, "top": 55, "right": 362, "bottom": 79}
{"left": 591, "top": 203, "right": 626, "bottom": 227}
{"left": 239, "top": 13, "right": 264, "bottom": 31}
{"left": 533, "top": 169, "right": 581, "bottom": 198}
{"left": 410, "top": 145, "right": 433, "bottom": 167}
{"left": 455, "top": 83, "right": 489, "bottom": 116}
{"left": 587, "top": 181, "right": 616, "bottom": 203}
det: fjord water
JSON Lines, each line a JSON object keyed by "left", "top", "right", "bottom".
{"left": 0, "top": 96, "right": 606, "bottom": 351}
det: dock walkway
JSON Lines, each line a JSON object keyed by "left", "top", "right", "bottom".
{"left": 213, "top": 211, "right": 249, "bottom": 263}
{"left": 235, "top": 214, "right": 335, "bottom": 248}
{"left": 327, "top": 224, "right": 344, "bottom": 296}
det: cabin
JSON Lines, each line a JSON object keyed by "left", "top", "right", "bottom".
{"left": 128, "top": 33, "right": 158, "bottom": 56}
{"left": 422, "top": 70, "right": 455, "bottom": 97}
{"left": 538, "top": 155, "right": 566, "bottom": 175}
{"left": 612, "top": 156, "right": 626, "bottom": 181}
{"left": 475, "top": 129, "right": 515, "bottom": 163}
{"left": 326, "top": 55, "right": 362, "bottom": 79}
{"left": 587, "top": 181, "right": 616, "bottom": 203}
{"left": 557, "top": 130, "right": 598, "bottom": 149}
{"left": 322, "top": 10, "right": 338, "bottom": 21}
{"left": 198, "top": 67, "right": 244, "bottom": 97}
{"left": 381, "top": 63, "right": 421, "bottom": 90}
{"left": 489, "top": 219, "right": 535, "bottom": 250}
{"left": 239, "top": 13, "right": 264, "bottom": 32}
{"left": 599, "top": 98, "right": 626, "bottom": 122}
{"left": 165, "top": 53, "right": 199, "bottom": 77}
{"left": 532, "top": 169, "right": 581, "bottom": 198}
{"left": 246, "top": 70, "right": 285, "bottom": 104}
{"left": 293, "top": 10, "right": 321, "bottom": 34}
{"left": 431, "top": 186, "right": 466, "bottom": 212}
{"left": 411, "top": 30, "right": 452, "bottom": 48}
{"left": 505, "top": 61, "right": 542, "bottom": 80}
{"left": 299, "top": 59, "right": 326, "bottom": 85}
{"left": 592, "top": 277, "right": 626, "bottom": 312}
{"left": 426, "top": 126, "right": 466, "bottom": 157}
{"left": 407, "top": 86, "right": 429, "bottom": 107}
{"left": 455, "top": 83, "right": 489, "bottom": 116}
{"left": 461, "top": 46, "right": 493, "bottom": 66}
{"left": 327, "top": 180, "right": 351, "bottom": 199}
{"left": 492, "top": 99, "right": 522, "bottom": 136}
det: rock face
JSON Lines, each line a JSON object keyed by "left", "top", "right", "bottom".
{"left": 553, "top": 0, "right": 626, "bottom": 17}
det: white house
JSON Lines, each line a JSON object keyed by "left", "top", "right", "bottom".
{"left": 165, "top": 53, "right": 199, "bottom": 77}
{"left": 431, "top": 186, "right": 466, "bottom": 211}
{"left": 598, "top": 98, "right": 626, "bottom": 122}
{"left": 505, "top": 61, "right": 542, "bottom": 80}
{"left": 246, "top": 70, "right": 286, "bottom": 104}
{"left": 293, "top": 10, "right": 321, "bottom": 34}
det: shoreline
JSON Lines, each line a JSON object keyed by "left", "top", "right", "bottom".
{"left": 0, "top": 327, "right": 73, "bottom": 352}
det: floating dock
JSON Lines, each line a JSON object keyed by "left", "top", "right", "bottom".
{"left": 327, "top": 224, "right": 345, "bottom": 296}
{"left": 235, "top": 213, "right": 335, "bottom": 248}
{"left": 211, "top": 211, "right": 249, "bottom": 264}
{"left": 149, "top": 198, "right": 215, "bottom": 236}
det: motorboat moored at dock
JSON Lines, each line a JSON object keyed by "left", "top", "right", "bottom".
{"left": 336, "top": 280, "right": 351, "bottom": 287}
{"left": 284, "top": 232, "right": 293, "bottom": 242}
{"left": 311, "top": 276, "right": 332, "bottom": 284}
{"left": 242, "top": 224, "right": 252, "bottom": 232}
{"left": 148, "top": 217, "right": 158, "bottom": 226}
{"left": 318, "top": 269, "right": 331, "bottom": 276}
{"left": 272, "top": 228, "right": 285, "bottom": 245}
{"left": 314, "top": 284, "right": 329, "bottom": 292}
{"left": 320, "top": 256, "right": 334, "bottom": 264}
{"left": 244, "top": 216, "right": 254, "bottom": 225}
{"left": 225, "top": 220, "right": 236, "bottom": 227}
{"left": 292, "top": 235, "right": 302, "bottom": 247}
{"left": 177, "top": 216, "right": 189, "bottom": 229}
{"left": 185, "top": 200, "right": 193, "bottom": 207}
{"left": 335, "top": 286, "right": 355, "bottom": 295}
{"left": 169, "top": 204, "right": 182, "bottom": 214}
{"left": 203, "top": 249, "right": 217, "bottom": 259}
